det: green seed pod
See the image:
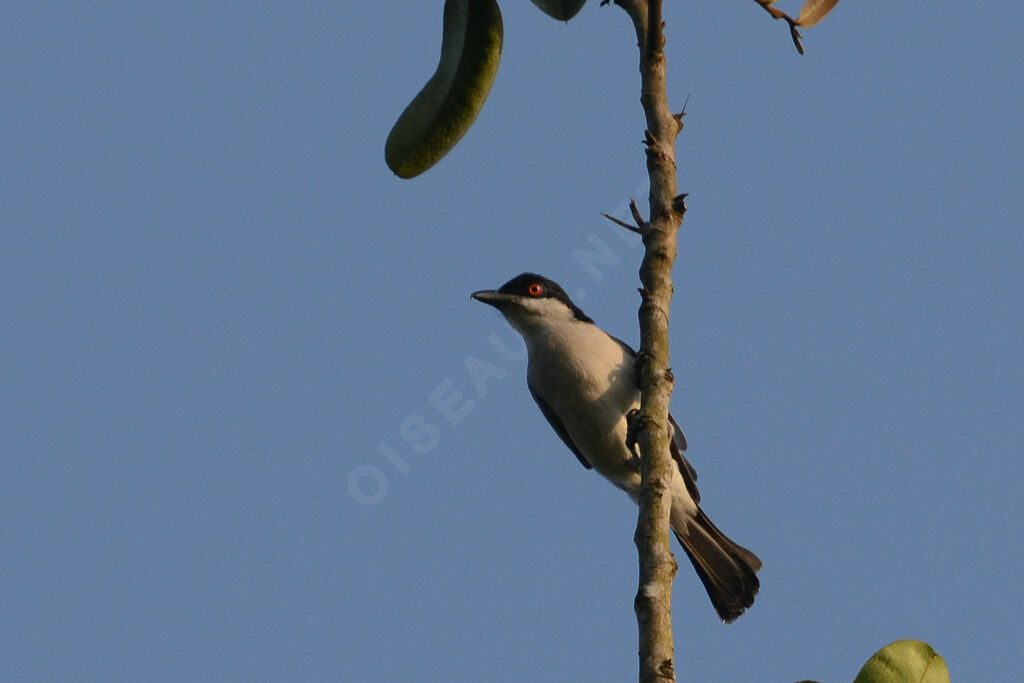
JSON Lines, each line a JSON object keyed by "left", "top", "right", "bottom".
{"left": 529, "top": 0, "right": 587, "bottom": 22}
{"left": 385, "top": 0, "right": 503, "bottom": 179}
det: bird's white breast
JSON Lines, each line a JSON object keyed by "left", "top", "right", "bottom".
{"left": 525, "top": 319, "right": 641, "bottom": 488}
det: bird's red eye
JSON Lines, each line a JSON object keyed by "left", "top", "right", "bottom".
{"left": 528, "top": 283, "right": 543, "bottom": 297}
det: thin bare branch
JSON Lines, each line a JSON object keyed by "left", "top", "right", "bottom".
{"left": 611, "top": 0, "right": 682, "bottom": 680}
{"left": 751, "top": 0, "right": 805, "bottom": 54}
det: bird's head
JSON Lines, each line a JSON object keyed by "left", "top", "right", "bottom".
{"left": 471, "top": 273, "right": 593, "bottom": 333}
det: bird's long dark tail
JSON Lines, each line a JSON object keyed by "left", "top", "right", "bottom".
{"left": 672, "top": 507, "right": 762, "bottom": 623}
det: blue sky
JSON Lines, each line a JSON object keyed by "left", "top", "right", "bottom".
{"left": 2, "top": 2, "right": 1022, "bottom": 681}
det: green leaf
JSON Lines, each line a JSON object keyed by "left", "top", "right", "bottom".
{"left": 796, "top": 0, "right": 840, "bottom": 28}
{"left": 853, "top": 639, "right": 950, "bottom": 683}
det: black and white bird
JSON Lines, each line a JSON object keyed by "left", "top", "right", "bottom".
{"left": 472, "top": 273, "right": 761, "bottom": 622}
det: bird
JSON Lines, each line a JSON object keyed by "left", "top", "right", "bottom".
{"left": 472, "top": 272, "right": 761, "bottom": 622}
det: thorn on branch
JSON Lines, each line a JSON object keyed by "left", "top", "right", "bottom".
{"left": 601, "top": 198, "right": 648, "bottom": 235}
{"left": 675, "top": 93, "right": 690, "bottom": 120}
{"left": 671, "top": 193, "right": 688, "bottom": 216}
{"left": 629, "top": 199, "right": 646, "bottom": 227}
{"left": 672, "top": 93, "right": 690, "bottom": 131}
{"left": 602, "top": 212, "right": 642, "bottom": 234}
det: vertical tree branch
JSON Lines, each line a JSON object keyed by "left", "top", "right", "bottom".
{"left": 609, "top": 0, "right": 683, "bottom": 681}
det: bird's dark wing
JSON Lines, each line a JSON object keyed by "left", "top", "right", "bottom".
{"left": 610, "top": 334, "right": 700, "bottom": 501}
{"left": 528, "top": 381, "right": 593, "bottom": 470}
{"left": 669, "top": 412, "right": 700, "bottom": 503}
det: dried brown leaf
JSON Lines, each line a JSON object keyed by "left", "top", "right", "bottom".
{"left": 796, "top": 0, "right": 840, "bottom": 27}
